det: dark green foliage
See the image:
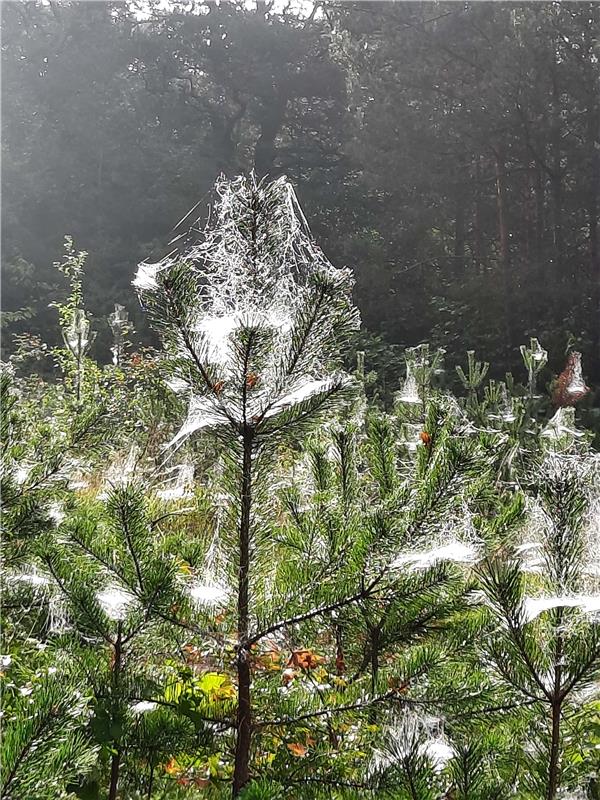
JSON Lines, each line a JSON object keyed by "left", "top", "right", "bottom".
{"left": 0, "top": 674, "right": 97, "bottom": 800}
{"left": 3, "top": 1, "right": 600, "bottom": 383}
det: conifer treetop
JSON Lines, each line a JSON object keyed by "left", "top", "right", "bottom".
{"left": 133, "top": 174, "right": 360, "bottom": 443}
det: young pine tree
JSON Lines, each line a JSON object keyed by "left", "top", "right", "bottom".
{"left": 134, "top": 174, "right": 362, "bottom": 796}
{"left": 479, "top": 457, "right": 600, "bottom": 799}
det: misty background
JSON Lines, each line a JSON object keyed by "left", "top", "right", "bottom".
{"left": 2, "top": 1, "right": 599, "bottom": 386}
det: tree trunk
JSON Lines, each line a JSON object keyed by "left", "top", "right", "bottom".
{"left": 368, "top": 626, "right": 380, "bottom": 724}
{"left": 473, "top": 155, "right": 484, "bottom": 273}
{"left": 232, "top": 432, "right": 254, "bottom": 797}
{"left": 108, "top": 755, "right": 121, "bottom": 800}
{"left": 454, "top": 187, "right": 466, "bottom": 277}
{"left": 588, "top": 103, "right": 599, "bottom": 361}
{"left": 370, "top": 627, "right": 379, "bottom": 695}
{"left": 494, "top": 150, "right": 514, "bottom": 347}
{"left": 524, "top": 172, "right": 532, "bottom": 264}
{"left": 535, "top": 164, "right": 545, "bottom": 274}
{"left": 551, "top": 56, "right": 565, "bottom": 285}
{"left": 547, "top": 699, "right": 562, "bottom": 800}
{"left": 108, "top": 624, "right": 123, "bottom": 800}
{"left": 254, "top": 96, "right": 287, "bottom": 178}
{"left": 551, "top": 168, "right": 564, "bottom": 283}
{"left": 547, "top": 621, "right": 563, "bottom": 800}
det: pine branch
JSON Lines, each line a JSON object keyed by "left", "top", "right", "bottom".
{"left": 115, "top": 498, "right": 145, "bottom": 592}
{"left": 249, "top": 575, "right": 382, "bottom": 646}
{"left": 256, "top": 690, "right": 398, "bottom": 728}
{"left": 15, "top": 404, "right": 106, "bottom": 498}
{"left": 452, "top": 697, "right": 538, "bottom": 719}
{"left": 150, "top": 507, "right": 195, "bottom": 528}
{"left": 1, "top": 713, "right": 53, "bottom": 797}
{"left": 277, "top": 279, "right": 328, "bottom": 382}
{"left": 260, "top": 379, "right": 352, "bottom": 437}
{"left": 127, "top": 697, "right": 235, "bottom": 730}
{"left": 69, "top": 530, "right": 128, "bottom": 583}
{"left": 286, "top": 776, "right": 377, "bottom": 791}
{"left": 41, "top": 554, "right": 113, "bottom": 645}
{"left": 159, "top": 273, "right": 238, "bottom": 429}
{"left": 561, "top": 642, "right": 600, "bottom": 700}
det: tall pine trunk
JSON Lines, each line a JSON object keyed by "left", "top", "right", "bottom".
{"left": 588, "top": 103, "right": 599, "bottom": 361}
{"left": 473, "top": 155, "right": 485, "bottom": 274}
{"left": 547, "top": 700, "right": 562, "bottom": 800}
{"left": 254, "top": 96, "right": 287, "bottom": 177}
{"left": 551, "top": 55, "right": 565, "bottom": 286}
{"left": 233, "top": 432, "right": 254, "bottom": 797}
{"left": 535, "top": 164, "right": 545, "bottom": 273}
{"left": 108, "top": 624, "right": 123, "bottom": 800}
{"left": 547, "top": 620, "right": 564, "bottom": 800}
{"left": 454, "top": 189, "right": 466, "bottom": 277}
{"left": 494, "top": 150, "right": 514, "bottom": 348}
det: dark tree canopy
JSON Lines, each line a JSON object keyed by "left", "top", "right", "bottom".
{"left": 2, "top": 1, "right": 599, "bottom": 382}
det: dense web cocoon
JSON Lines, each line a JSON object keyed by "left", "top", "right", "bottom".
{"left": 515, "top": 454, "right": 600, "bottom": 625}
{"left": 371, "top": 711, "right": 453, "bottom": 774}
{"left": 5, "top": 567, "right": 72, "bottom": 634}
{"left": 391, "top": 507, "right": 482, "bottom": 571}
{"left": 96, "top": 586, "right": 137, "bottom": 621}
{"left": 183, "top": 174, "right": 329, "bottom": 317}
{"left": 133, "top": 174, "right": 360, "bottom": 444}
{"left": 522, "top": 594, "right": 600, "bottom": 622}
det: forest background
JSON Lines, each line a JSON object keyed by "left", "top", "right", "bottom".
{"left": 3, "top": 0, "right": 600, "bottom": 390}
